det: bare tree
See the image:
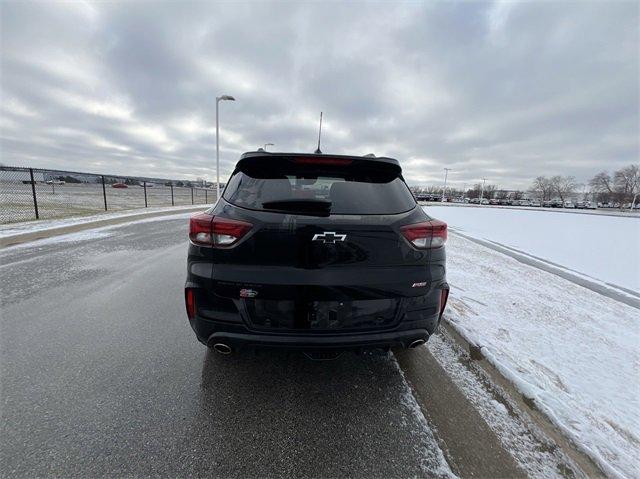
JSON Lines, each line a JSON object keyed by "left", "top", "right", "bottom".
{"left": 484, "top": 184, "right": 497, "bottom": 199}
{"left": 530, "top": 176, "right": 553, "bottom": 201}
{"left": 550, "top": 175, "right": 577, "bottom": 202}
{"left": 590, "top": 166, "right": 639, "bottom": 206}
{"left": 614, "top": 165, "right": 640, "bottom": 205}
{"left": 494, "top": 190, "right": 508, "bottom": 200}
{"left": 467, "top": 183, "right": 482, "bottom": 199}
{"left": 589, "top": 171, "right": 614, "bottom": 203}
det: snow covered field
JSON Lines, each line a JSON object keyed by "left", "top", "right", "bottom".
{"left": 0, "top": 181, "right": 214, "bottom": 224}
{"left": 425, "top": 205, "right": 640, "bottom": 293}
{"left": 427, "top": 205, "right": 640, "bottom": 478}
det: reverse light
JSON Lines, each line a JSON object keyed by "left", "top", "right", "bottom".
{"left": 400, "top": 220, "right": 448, "bottom": 249}
{"left": 189, "top": 213, "right": 252, "bottom": 248}
{"left": 185, "top": 288, "right": 196, "bottom": 320}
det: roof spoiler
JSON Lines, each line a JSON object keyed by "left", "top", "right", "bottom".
{"left": 237, "top": 152, "right": 402, "bottom": 175}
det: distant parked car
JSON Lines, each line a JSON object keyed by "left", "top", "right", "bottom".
{"left": 489, "top": 199, "right": 500, "bottom": 205}
{"left": 416, "top": 194, "right": 439, "bottom": 202}
{"left": 112, "top": 183, "right": 128, "bottom": 188}
{"left": 563, "top": 201, "right": 575, "bottom": 208}
{"left": 585, "top": 202, "right": 597, "bottom": 209}
{"left": 530, "top": 200, "right": 541, "bottom": 207}
{"left": 480, "top": 199, "right": 489, "bottom": 205}
{"left": 45, "top": 180, "right": 65, "bottom": 185}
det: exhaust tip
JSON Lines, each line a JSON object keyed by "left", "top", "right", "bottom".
{"left": 408, "top": 339, "right": 426, "bottom": 349}
{"left": 212, "top": 343, "right": 232, "bottom": 355}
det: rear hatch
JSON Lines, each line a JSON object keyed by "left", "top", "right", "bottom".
{"left": 209, "top": 154, "right": 434, "bottom": 332}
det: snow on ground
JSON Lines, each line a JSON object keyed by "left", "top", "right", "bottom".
{"left": 5, "top": 212, "right": 194, "bottom": 250}
{"left": 424, "top": 205, "right": 640, "bottom": 293}
{"left": 444, "top": 233, "right": 640, "bottom": 478}
{"left": 426, "top": 332, "right": 581, "bottom": 479}
{"left": 0, "top": 205, "right": 205, "bottom": 239}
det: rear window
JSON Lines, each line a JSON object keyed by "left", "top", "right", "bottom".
{"left": 223, "top": 159, "right": 416, "bottom": 215}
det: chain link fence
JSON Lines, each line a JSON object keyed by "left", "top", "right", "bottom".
{"left": 0, "top": 166, "right": 218, "bottom": 224}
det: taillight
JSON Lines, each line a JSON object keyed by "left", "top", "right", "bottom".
{"left": 439, "top": 288, "right": 449, "bottom": 319}
{"left": 189, "top": 213, "right": 252, "bottom": 248}
{"left": 189, "top": 213, "right": 214, "bottom": 245}
{"left": 400, "top": 220, "right": 448, "bottom": 249}
{"left": 185, "top": 288, "right": 196, "bottom": 320}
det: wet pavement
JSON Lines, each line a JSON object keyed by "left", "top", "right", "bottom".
{"left": 1, "top": 216, "right": 456, "bottom": 477}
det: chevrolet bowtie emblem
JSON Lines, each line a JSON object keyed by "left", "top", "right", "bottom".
{"left": 312, "top": 232, "right": 347, "bottom": 243}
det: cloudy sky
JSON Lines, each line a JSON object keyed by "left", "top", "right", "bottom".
{"left": 1, "top": 1, "right": 638, "bottom": 189}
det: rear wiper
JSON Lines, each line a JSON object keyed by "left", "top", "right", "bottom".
{"left": 262, "top": 199, "right": 332, "bottom": 216}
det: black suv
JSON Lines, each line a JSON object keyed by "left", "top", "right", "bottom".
{"left": 185, "top": 151, "right": 449, "bottom": 355}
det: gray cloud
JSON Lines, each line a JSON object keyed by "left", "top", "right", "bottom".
{"left": 1, "top": 1, "right": 638, "bottom": 189}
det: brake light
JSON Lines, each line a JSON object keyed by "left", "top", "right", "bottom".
{"left": 293, "top": 157, "right": 353, "bottom": 166}
{"left": 185, "top": 288, "right": 196, "bottom": 320}
{"left": 400, "top": 220, "right": 448, "bottom": 249}
{"left": 189, "top": 213, "right": 252, "bottom": 247}
{"left": 189, "top": 213, "right": 214, "bottom": 245}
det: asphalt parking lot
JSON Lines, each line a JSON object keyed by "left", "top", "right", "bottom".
{"left": 0, "top": 215, "right": 569, "bottom": 478}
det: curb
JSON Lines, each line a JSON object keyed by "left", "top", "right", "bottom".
{"left": 439, "top": 320, "right": 606, "bottom": 478}
{"left": 0, "top": 206, "right": 205, "bottom": 248}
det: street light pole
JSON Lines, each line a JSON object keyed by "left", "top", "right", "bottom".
{"left": 479, "top": 177, "right": 487, "bottom": 203}
{"left": 441, "top": 168, "right": 451, "bottom": 202}
{"left": 215, "top": 95, "right": 235, "bottom": 200}
{"left": 215, "top": 100, "right": 219, "bottom": 199}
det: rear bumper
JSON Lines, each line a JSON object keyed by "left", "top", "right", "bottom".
{"left": 207, "top": 328, "right": 430, "bottom": 350}
{"left": 190, "top": 316, "right": 436, "bottom": 351}
{"left": 186, "top": 279, "right": 449, "bottom": 352}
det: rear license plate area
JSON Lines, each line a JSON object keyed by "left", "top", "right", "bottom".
{"left": 244, "top": 299, "right": 400, "bottom": 331}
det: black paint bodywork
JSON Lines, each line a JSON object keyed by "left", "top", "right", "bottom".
{"left": 185, "top": 152, "right": 448, "bottom": 352}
